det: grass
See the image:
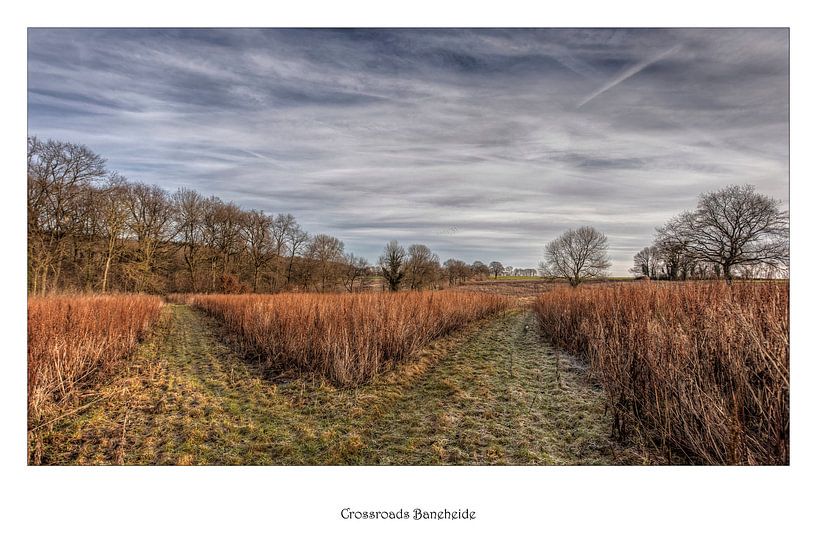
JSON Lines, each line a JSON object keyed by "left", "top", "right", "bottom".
{"left": 32, "top": 303, "right": 645, "bottom": 465}
{"left": 532, "top": 281, "right": 789, "bottom": 465}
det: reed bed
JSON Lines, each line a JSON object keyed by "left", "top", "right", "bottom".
{"left": 28, "top": 294, "right": 163, "bottom": 426}
{"left": 188, "top": 291, "right": 511, "bottom": 385}
{"left": 532, "top": 281, "right": 789, "bottom": 464}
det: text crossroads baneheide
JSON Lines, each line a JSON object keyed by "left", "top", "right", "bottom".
{"left": 340, "top": 508, "right": 476, "bottom": 521}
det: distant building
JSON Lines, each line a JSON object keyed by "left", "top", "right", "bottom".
{"left": 512, "top": 268, "right": 538, "bottom": 277}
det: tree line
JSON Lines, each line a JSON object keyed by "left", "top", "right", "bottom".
{"left": 631, "top": 185, "right": 789, "bottom": 281}
{"left": 27, "top": 137, "right": 517, "bottom": 294}
{"left": 537, "top": 185, "right": 788, "bottom": 287}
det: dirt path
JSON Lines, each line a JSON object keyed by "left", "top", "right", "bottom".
{"left": 36, "top": 304, "right": 643, "bottom": 465}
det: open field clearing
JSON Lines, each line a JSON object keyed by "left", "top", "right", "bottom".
{"left": 453, "top": 279, "right": 557, "bottom": 300}
{"left": 30, "top": 300, "right": 646, "bottom": 465}
{"left": 27, "top": 295, "right": 163, "bottom": 432}
{"left": 532, "top": 281, "right": 789, "bottom": 465}
{"left": 27, "top": 282, "right": 789, "bottom": 466}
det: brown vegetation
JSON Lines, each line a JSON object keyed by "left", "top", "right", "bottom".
{"left": 531, "top": 281, "right": 789, "bottom": 464}
{"left": 452, "top": 279, "right": 557, "bottom": 298}
{"left": 35, "top": 304, "right": 638, "bottom": 465}
{"left": 187, "top": 291, "right": 512, "bottom": 385}
{"left": 28, "top": 294, "right": 163, "bottom": 427}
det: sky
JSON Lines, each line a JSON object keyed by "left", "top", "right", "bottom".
{"left": 27, "top": 28, "right": 789, "bottom": 275}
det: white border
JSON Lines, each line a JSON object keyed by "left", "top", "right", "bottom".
{"left": 2, "top": 2, "right": 813, "bottom": 547}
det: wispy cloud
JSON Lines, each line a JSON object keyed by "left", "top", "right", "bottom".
{"left": 27, "top": 29, "right": 789, "bottom": 274}
{"left": 577, "top": 44, "right": 682, "bottom": 108}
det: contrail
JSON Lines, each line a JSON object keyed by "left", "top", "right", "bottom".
{"left": 576, "top": 44, "right": 681, "bottom": 108}
{"left": 242, "top": 149, "right": 278, "bottom": 163}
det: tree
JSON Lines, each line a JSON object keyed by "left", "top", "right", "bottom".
{"left": 489, "top": 261, "right": 504, "bottom": 278}
{"left": 123, "top": 183, "right": 177, "bottom": 292}
{"left": 172, "top": 187, "right": 205, "bottom": 292}
{"left": 270, "top": 213, "right": 296, "bottom": 289}
{"left": 541, "top": 226, "right": 611, "bottom": 287}
{"left": 379, "top": 240, "right": 406, "bottom": 291}
{"left": 342, "top": 253, "right": 369, "bottom": 292}
{"left": 27, "top": 137, "right": 106, "bottom": 293}
{"left": 683, "top": 185, "right": 789, "bottom": 282}
{"left": 242, "top": 209, "right": 274, "bottom": 292}
{"left": 471, "top": 261, "right": 490, "bottom": 279}
{"left": 98, "top": 175, "right": 131, "bottom": 292}
{"left": 73, "top": 182, "right": 105, "bottom": 291}
{"left": 630, "top": 246, "right": 660, "bottom": 279}
{"left": 404, "top": 244, "right": 440, "bottom": 290}
{"left": 307, "top": 234, "right": 345, "bottom": 291}
{"left": 284, "top": 222, "right": 310, "bottom": 287}
{"left": 200, "top": 197, "right": 245, "bottom": 292}
{"left": 443, "top": 258, "right": 470, "bottom": 286}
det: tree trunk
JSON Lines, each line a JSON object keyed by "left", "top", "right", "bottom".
{"left": 101, "top": 253, "right": 113, "bottom": 293}
{"left": 101, "top": 235, "right": 117, "bottom": 293}
{"left": 724, "top": 263, "right": 733, "bottom": 284}
{"left": 185, "top": 253, "right": 197, "bottom": 293}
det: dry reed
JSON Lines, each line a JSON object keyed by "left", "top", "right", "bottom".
{"left": 28, "top": 294, "right": 163, "bottom": 426}
{"left": 188, "top": 291, "right": 511, "bottom": 385}
{"left": 532, "top": 281, "right": 789, "bottom": 464}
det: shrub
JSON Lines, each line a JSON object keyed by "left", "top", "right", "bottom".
{"left": 28, "top": 294, "right": 163, "bottom": 426}
{"left": 188, "top": 291, "right": 511, "bottom": 385}
{"left": 531, "top": 282, "right": 788, "bottom": 464}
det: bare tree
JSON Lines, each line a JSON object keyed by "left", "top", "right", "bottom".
{"left": 98, "top": 175, "right": 131, "bottom": 292}
{"left": 307, "top": 234, "right": 345, "bottom": 291}
{"left": 270, "top": 213, "right": 296, "bottom": 289}
{"left": 443, "top": 258, "right": 470, "bottom": 286}
{"left": 172, "top": 187, "right": 205, "bottom": 292}
{"left": 284, "top": 222, "right": 310, "bottom": 286}
{"left": 488, "top": 261, "right": 504, "bottom": 278}
{"left": 72, "top": 183, "right": 105, "bottom": 290}
{"left": 27, "top": 137, "right": 106, "bottom": 293}
{"left": 542, "top": 226, "right": 611, "bottom": 286}
{"left": 654, "top": 214, "right": 696, "bottom": 280}
{"left": 630, "top": 246, "right": 661, "bottom": 279}
{"left": 214, "top": 201, "right": 245, "bottom": 280}
{"left": 342, "top": 253, "right": 369, "bottom": 292}
{"left": 243, "top": 209, "right": 274, "bottom": 292}
{"left": 404, "top": 244, "right": 441, "bottom": 290}
{"left": 200, "top": 197, "right": 245, "bottom": 291}
{"left": 683, "top": 185, "right": 789, "bottom": 282}
{"left": 379, "top": 240, "right": 406, "bottom": 292}
{"left": 123, "top": 183, "right": 177, "bottom": 292}
{"left": 471, "top": 261, "right": 490, "bottom": 279}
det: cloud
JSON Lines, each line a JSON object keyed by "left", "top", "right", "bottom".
{"left": 27, "top": 28, "right": 789, "bottom": 274}
{"left": 577, "top": 44, "right": 682, "bottom": 108}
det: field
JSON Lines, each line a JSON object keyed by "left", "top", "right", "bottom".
{"left": 27, "top": 294, "right": 163, "bottom": 460}
{"left": 532, "top": 281, "right": 789, "bottom": 465}
{"left": 27, "top": 280, "right": 788, "bottom": 465}
{"left": 454, "top": 279, "right": 557, "bottom": 300}
{"left": 184, "top": 292, "right": 511, "bottom": 385}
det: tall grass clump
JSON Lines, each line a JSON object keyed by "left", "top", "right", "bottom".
{"left": 189, "top": 291, "right": 511, "bottom": 385}
{"left": 28, "top": 294, "right": 163, "bottom": 426}
{"left": 532, "top": 282, "right": 788, "bottom": 465}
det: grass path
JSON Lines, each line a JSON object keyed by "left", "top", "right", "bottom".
{"left": 35, "top": 304, "right": 645, "bottom": 465}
